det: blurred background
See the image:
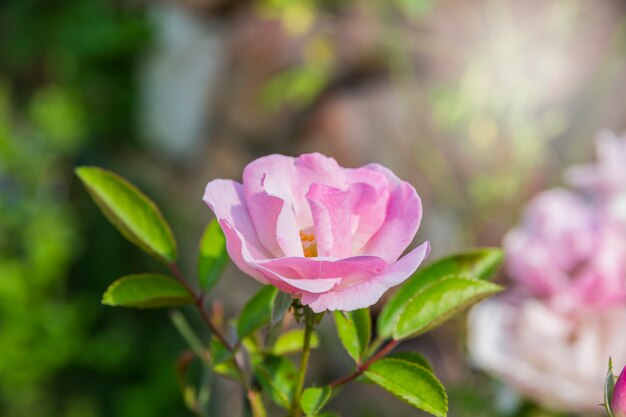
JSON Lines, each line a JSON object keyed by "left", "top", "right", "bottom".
{"left": 2, "top": 0, "right": 626, "bottom": 416}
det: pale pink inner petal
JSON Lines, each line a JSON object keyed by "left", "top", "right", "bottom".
{"left": 346, "top": 167, "right": 391, "bottom": 254}
{"left": 306, "top": 184, "right": 353, "bottom": 257}
{"left": 243, "top": 155, "right": 304, "bottom": 257}
{"left": 361, "top": 178, "right": 422, "bottom": 263}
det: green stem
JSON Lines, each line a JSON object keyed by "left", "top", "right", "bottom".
{"left": 290, "top": 307, "right": 316, "bottom": 416}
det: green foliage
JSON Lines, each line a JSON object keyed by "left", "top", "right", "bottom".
{"left": 378, "top": 248, "right": 503, "bottom": 338}
{"left": 102, "top": 274, "right": 194, "bottom": 308}
{"left": 364, "top": 358, "right": 447, "bottom": 417}
{"left": 238, "top": 286, "right": 280, "bottom": 340}
{"left": 606, "top": 359, "right": 616, "bottom": 417}
{"left": 197, "top": 219, "right": 228, "bottom": 291}
{"left": 271, "top": 291, "right": 293, "bottom": 326}
{"left": 387, "top": 351, "right": 433, "bottom": 372}
{"left": 76, "top": 167, "right": 177, "bottom": 264}
{"left": 301, "top": 386, "right": 332, "bottom": 417}
{"left": 253, "top": 354, "right": 297, "bottom": 409}
{"left": 272, "top": 329, "right": 320, "bottom": 355}
{"left": 333, "top": 309, "right": 371, "bottom": 363}
{"left": 393, "top": 276, "right": 502, "bottom": 340}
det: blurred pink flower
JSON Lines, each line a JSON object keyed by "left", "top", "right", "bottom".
{"left": 469, "top": 131, "right": 626, "bottom": 413}
{"left": 613, "top": 365, "right": 626, "bottom": 417}
{"left": 203, "top": 153, "right": 429, "bottom": 312}
{"left": 469, "top": 299, "right": 626, "bottom": 412}
{"left": 503, "top": 189, "right": 626, "bottom": 311}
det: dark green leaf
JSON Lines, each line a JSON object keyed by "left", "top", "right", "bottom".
{"left": 102, "top": 274, "right": 193, "bottom": 308}
{"left": 378, "top": 248, "right": 503, "bottom": 338}
{"left": 364, "top": 358, "right": 447, "bottom": 417}
{"left": 393, "top": 276, "right": 502, "bottom": 340}
{"left": 272, "top": 329, "right": 319, "bottom": 355}
{"left": 198, "top": 219, "right": 228, "bottom": 291}
{"left": 272, "top": 292, "right": 293, "bottom": 326}
{"left": 211, "top": 338, "right": 232, "bottom": 365}
{"left": 76, "top": 166, "right": 177, "bottom": 263}
{"left": 238, "top": 286, "right": 279, "bottom": 340}
{"left": 301, "top": 386, "right": 332, "bottom": 417}
{"left": 333, "top": 309, "right": 371, "bottom": 363}
{"left": 253, "top": 354, "right": 297, "bottom": 409}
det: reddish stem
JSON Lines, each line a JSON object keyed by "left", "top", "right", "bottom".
{"left": 329, "top": 340, "right": 399, "bottom": 388}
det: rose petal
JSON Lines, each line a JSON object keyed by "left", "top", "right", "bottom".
{"left": 203, "top": 179, "right": 270, "bottom": 260}
{"left": 346, "top": 167, "right": 391, "bottom": 254}
{"left": 301, "top": 242, "right": 430, "bottom": 312}
{"left": 243, "top": 155, "right": 303, "bottom": 257}
{"left": 360, "top": 165, "right": 422, "bottom": 262}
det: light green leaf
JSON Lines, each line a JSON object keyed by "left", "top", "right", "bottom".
{"left": 378, "top": 248, "right": 503, "bottom": 338}
{"left": 301, "top": 386, "right": 332, "bottom": 417}
{"left": 393, "top": 276, "right": 502, "bottom": 340}
{"left": 76, "top": 166, "right": 177, "bottom": 263}
{"left": 272, "top": 329, "right": 320, "bottom": 355}
{"left": 238, "top": 286, "right": 279, "bottom": 340}
{"left": 102, "top": 274, "right": 194, "bottom": 308}
{"left": 387, "top": 351, "right": 433, "bottom": 372}
{"left": 334, "top": 309, "right": 371, "bottom": 363}
{"left": 364, "top": 358, "right": 447, "bottom": 417}
{"left": 197, "top": 219, "right": 228, "bottom": 291}
{"left": 253, "top": 354, "right": 297, "bottom": 409}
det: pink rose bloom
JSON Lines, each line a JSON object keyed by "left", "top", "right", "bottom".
{"left": 469, "top": 132, "right": 626, "bottom": 412}
{"left": 613, "top": 365, "right": 626, "bottom": 417}
{"left": 503, "top": 189, "right": 626, "bottom": 311}
{"left": 203, "top": 153, "right": 429, "bottom": 312}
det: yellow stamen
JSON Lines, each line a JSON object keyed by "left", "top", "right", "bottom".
{"left": 300, "top": 231, "right": 317, "bottom": 257}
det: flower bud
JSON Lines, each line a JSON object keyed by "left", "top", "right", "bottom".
{"left": 612, "top": 365, "right": 626, "bottom": 417}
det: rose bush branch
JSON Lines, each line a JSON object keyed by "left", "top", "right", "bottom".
{"left": 75, "top": 154, "right": 505, "bottom": 417}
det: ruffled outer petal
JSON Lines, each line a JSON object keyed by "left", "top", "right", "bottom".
{"left": 360, "top": 164, "right": 422, "bottom": 262}
{"left": 300, "top": 242, "right": 430, "bottom": 312}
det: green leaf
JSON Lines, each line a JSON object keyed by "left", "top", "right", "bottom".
{"left": 333, "top": 309, "right": 371, "bottom": 363}
{"left": 606, "top": 358, "right": 616, "bottom": 417}
{"left": 364, "top": 358, "right": 447, "bottom": 417}
{"left": 271, "top": 292, "right": 293, "bottom": 326}
{"left": 387, "top": 351, "right": 433, "bottom": 372}
{"left": 238, "top": 286, "right": 279, "bottom": 340}
{"left": 393, "top": 276, "right": 502, "bottom": 340}
{"left": 253, "top": 354, "right": 297, "bottom": 409}
{"left": 272, "top": 329, "right": 320, "bottom": 355}
{"left": 76, "top": 166, "right": 177, "bottom": 263}
{"left": 198, "top": 219, "right": 229, "bottom": 291}
{"left": 301, "top": 386, "right": 332, "bottom": 417}
{"left": 102, "top": 274, "right": 194, "bottom": 308}
{"left": 211, "top": 338, "right": 233, "bottom": 365}
{"left": 378, "top": 248, "right": 503, "bottom": 338}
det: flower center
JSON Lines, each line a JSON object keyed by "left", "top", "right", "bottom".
{"left": 299, "top": 231, "right": 318, "bottom": 258}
